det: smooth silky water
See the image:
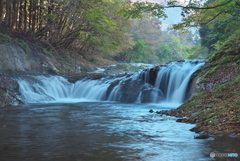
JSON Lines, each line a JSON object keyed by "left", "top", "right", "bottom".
{"left": 0, "top": 60, "right": 239, "bottom": 160}
{"left": 1, "top": 102, "right": 239, "bottom": 161}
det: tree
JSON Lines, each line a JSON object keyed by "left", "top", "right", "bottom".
{"left": 0, "top": 0, "right": 135, "bottom": 58}
{"left": 120, "top": 0, "right": 239, "bottom": 32}
{"left": 123, "top": 0, "right": 240, "bottom": 54}
{"left": 195, "top": 0, "right": 240, "bottom": 52}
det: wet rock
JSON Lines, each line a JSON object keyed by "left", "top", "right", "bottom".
{"left": 149, "top": 109, "right": 154, "bottom": 113}
{"left": 147, "top": 66, "right": 160, "bottom": 86}
{"left": 106, "top": 77, "right": 143, "bottom": 103}
{"left": 106, "top": 79, "right": 121, "bottom": 98}
{"left": 177, "top": 60, "right": 185, "bottom": 62}
{"left": 156, "top": 109, "right": 188, "bottom": 118}
{"left": 119, "top": 79, "right": 143, "bottom": 103}
{"left": 190, "top": 126, "right": 205, "bottom": 133}
{"left": 194, "top": 134, "right": 210, "bottom": 139}
{"left": 0, "top": 73, "right": 23, "bottom": 107}
{"left": 141, "top": 88, "right": 164, "bottom": 103}
{"left": 176, "top": 118, "right": 190, "bottom": 123}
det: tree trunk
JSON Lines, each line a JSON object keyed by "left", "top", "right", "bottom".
{"left": 12, "top": 0, "right": 18, "bottom": 29}
{"left": 38, "top": 0, "right": 44, "bottom": 31}
{"left": 23, "top": 0, "right": 27, "bottom": 31}
{"left": 29, "top": 0, "right": 32, "bottom": 31}
{"left": 18, "top": 0, "right": 24, "bottom": 29}
{"left": 5, "top": 0, "right": 12, "bottom": 27}
{"left": 0, "top": 0, "right": 4, "bottom": 24}
{"left": 47, "top": 0, "right": 54, "bottom": 40}
{"left": 32, "top": 0, "right": 37, "bottom": 31}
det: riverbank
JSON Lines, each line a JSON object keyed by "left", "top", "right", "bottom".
{"left": 157, "top": 36, "right": 240, "bottom": 136}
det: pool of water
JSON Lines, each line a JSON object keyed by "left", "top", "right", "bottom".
{"left": 0, "top": 102, "right": 239, "bottom": 161}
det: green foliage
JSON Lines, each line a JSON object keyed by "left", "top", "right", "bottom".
{"left": 156, "top": 43, "right": 172, "bottom": 59}
{"left": 71, "top": 0, "right": 134, "bottom": 55}
{"left": 197, "top": 91, "right": 205, "bottom": 97}
{"left": 0, "top": 33, "right": 12, "bottom": 42}
{"left": 207, "top": 52, "right": 216, "bottom": 60}
{"left": 171, "top": 0, "right": 240, "bottom": 53}
{"left": 217, "top": 55, "right": 232, "bottom": 65}
{"left": 215, "top": 83, "right": 226, "bottom": 91}
{"left": 120, "top": 2, "right": 167, "bottom": 19}
{"left": 131, "top": 37, "right": 148, "bottom": 62}
{"left": 154, "top": 31, "right": 195, "bottom": 62}
{"left": 116, "top": 35, "right": 153, "bottom": 63}
{"left": 15, "top": 39, "right": 29, "bottom": 51}
{"left": 215, "top": 29, "right": 240, "bottom": 52}
{"left": 113, "top": 11, "right": 198, "bottom": 64}
{"left": 199, "top": 15, "right": 239, "bottom": 52}
{"left": 206, "top": 65, "right": 220, "bottom": 76}
{"left": 1, "top": 0, "right": 239, "bottom": 66}
{"left": 42, "top": 47, "right": 53, "bottom": 56}
{"left": 237, "top": 60, "right": 240, "bottom": 65}
{"left": 0, "top": 34, "right": 29, "bottom": 51}
{"left": 234, "top": 75, "right": 240, "bottom": 83}
{"left": 43, "top": 14, "right": 57, "bottom": 20}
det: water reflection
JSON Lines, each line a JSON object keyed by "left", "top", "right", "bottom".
{"left": 0, "top": 102, "right": 238, "bottom": 161}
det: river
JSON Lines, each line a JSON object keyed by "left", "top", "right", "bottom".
{"left": 0, "top": 102, "right": 239, "bottom": 161}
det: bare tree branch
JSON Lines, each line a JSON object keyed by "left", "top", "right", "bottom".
{"left": 165, "top": 0, "right": 234, "bottom": 10}
{"left": 203, "top": 11, "right": 225, "bottom": 24}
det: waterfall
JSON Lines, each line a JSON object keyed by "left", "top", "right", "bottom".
{"left": 17, "top": 75, "right": 124, "bottom": 103}
{"left": 149, "top": 60, "right": 205, "bottom": 103}
{"left": 17, "top": 60, "right": 206, "bottom": 104}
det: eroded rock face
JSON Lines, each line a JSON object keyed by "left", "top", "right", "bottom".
{"left": 190, "top": 60, "right": 240, "bottom": 96}
{"left": 0, "top": 44, "right": 43, "bottom": 73}
{"left": 147, "top": 67, "right": 159, "bottom": 86}
{"left": 139, "top": 66, "right": 160, "bottom": 86}
{"left": 0, "top": 44, "right": 63, "bottom": 74}
{"left": 106, "top": 79, "right": 121, "bottom": 99}
{"left": 106, "top": 76, "right": 144, "bottom": 103}
{"left": 0, "top": 73, "right": 23, "bottom": 107}
{"left": 117, "top": 78, "right": 143, "bottom": 103}
{"left": 141, "top": 88, "right": 164, "bottom": 103}
{"left": 105, "top": 66, "right": 161, "bottom": 103}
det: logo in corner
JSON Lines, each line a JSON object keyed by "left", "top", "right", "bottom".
{"left": 210, "top": 152, "right": 215, "bottom": 158}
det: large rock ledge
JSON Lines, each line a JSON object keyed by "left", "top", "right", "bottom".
{"left": 0, "top": 44, "right": 44, "bottom": 73}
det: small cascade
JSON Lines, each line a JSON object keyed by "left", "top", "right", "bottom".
{"left": 18, "top": 76, "right": 74, "bottom": 102}
{"left": 18, "top": 76, "right": 124, "bottom": 103}
{"left": 17, "top": 60, "right": 206, "bottom": 104}
{"left": 138, "top": 60, "right": 206, "bottom": 103}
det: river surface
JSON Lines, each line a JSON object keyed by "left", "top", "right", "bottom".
{"left": 0, "top": 102, "right": 239, "bottom": 161}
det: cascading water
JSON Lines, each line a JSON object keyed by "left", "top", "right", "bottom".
{"left": 139, "top": 60, "right": 206, "bottom": 103}
{"left": 17, "top": 75, "right": 125, "bottom": 103}
{"left": 17, "top": 60, "right": 206, "bottom": 104}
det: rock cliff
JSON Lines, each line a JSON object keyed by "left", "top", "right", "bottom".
{"left": 0, "top": 44, "right": 44, "bottom": 73}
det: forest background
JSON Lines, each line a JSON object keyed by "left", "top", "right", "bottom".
{"left": 0, "top": 0, "right": 212, "bottom": 70}
{"left": 0, "top": 0, "right": 239, "bottom": 72}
